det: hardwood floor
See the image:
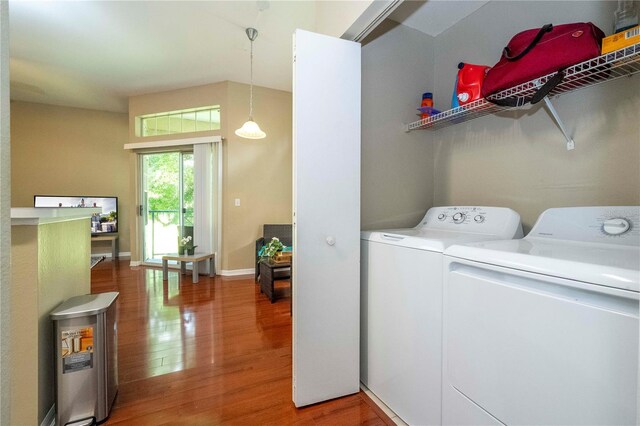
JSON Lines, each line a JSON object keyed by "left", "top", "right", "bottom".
{"left": 92, "top": 260, "right": 393, "bottom": 425}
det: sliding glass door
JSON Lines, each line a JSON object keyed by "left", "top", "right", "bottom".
{"left": 141, "top": 151, "right": 194, "bottom": 263}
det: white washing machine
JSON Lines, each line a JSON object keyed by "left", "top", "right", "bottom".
{"left": 361, "top": 206, "right": 523, "bottom": 425}
{"left": 442, "top": 206, "right": 640, "bottom": 426}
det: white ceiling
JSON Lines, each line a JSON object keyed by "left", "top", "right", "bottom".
{"left": 9, "top": 1, "right": 317, "bottom": 112}
{"left": 389, "top": 0, "right": 489, "bottom": 37}
{"left": 9, "top": 0, "right": 488, "bottom": 114}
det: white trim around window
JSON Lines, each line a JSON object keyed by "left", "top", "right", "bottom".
{"left": 124, "top": 135, "right": 222, "bottom": 150}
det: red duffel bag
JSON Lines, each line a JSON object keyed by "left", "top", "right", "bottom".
{"left": 482, "top": 22, "right": 605, "bottom": 106}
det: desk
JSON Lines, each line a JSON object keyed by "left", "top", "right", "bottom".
{"left": 259, "top": 258, "right": 291, "bottom": 303}
{"left": 91, "top": 234, "right": 118, "bottom": 259}
{"left": 162, "top": 252, "right": 216, "bottom": 284}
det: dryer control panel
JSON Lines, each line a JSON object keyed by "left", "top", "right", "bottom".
{"left": 418, "top": 206, "right": 523, "bottom": 239}
{"left": 530, "top": 206, "right": 640, "bottom": 246}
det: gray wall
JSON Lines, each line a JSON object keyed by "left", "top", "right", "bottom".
{"left": 362, "top": 1, "right": 640, "bottom": 233}
{"left": 361, "top": 21, "right": 436, "bottom": 230}
{"left": 0, "top": 2, "right": 10, "bottom": 424}
{"left": 431, "top": 1, "right": 640, "bottom": 232}
{"left": 432, "top": 1, "right": 619, "bottom": 108}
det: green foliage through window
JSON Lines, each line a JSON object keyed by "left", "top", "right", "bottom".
{"left": 143, "top": 152, "right": 194, "bottom": 227}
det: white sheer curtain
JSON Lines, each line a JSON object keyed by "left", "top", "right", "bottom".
{"left": 194, "top": 142, "right": 216, "bottom": 274}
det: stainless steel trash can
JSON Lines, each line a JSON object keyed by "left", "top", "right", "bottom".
{"left": 50, "top": 292, "right": 119, "bottom": 425}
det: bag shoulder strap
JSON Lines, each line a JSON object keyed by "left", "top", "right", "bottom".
{"left": 487, "top": 70, "right": 564, "bottom": 107}
{"left": 530, "top": 70, "right": 564, "bottom": 104}
{"left": 503, "top": 24, "right": 553, "bottom": 61}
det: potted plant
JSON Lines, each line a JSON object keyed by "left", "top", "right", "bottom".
{"left": 258, "top": 237, "right": 291, "bottom": 263}
{"left": 179, "top": 236, "right": 197, "bottom": 255}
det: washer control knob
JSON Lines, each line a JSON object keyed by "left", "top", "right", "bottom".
{"left": 603, "top": 218, "right": 631, "bottom": 236}
{"left": 437, "top": 213, "right": 447, "bottom": 221}
{"left": 452, "top": 212, "right": 466, "bottom": 224}
{"left": 474, "top": 215, "right": 485, "bottom": 223}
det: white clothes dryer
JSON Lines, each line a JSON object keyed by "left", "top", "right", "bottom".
{"left": 361, "top": 206, "right": 523, "bottom": 425}
{"left": 442, "top": 206, "right": 640, "bottom": 425}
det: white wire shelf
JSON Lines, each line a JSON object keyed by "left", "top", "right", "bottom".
{"left": 406, "top": 43, "right": 640, "bottom": 132}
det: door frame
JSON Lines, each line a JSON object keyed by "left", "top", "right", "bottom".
{"left": 139, "top": 150, "right": 193, "bottom": 264}
{"left": 127, "top": 136, "right": 222, "bottom": 272}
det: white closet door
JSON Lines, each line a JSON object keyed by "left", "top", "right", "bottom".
{"left": 292, "top": 29, "right": 361, "bottom": 407}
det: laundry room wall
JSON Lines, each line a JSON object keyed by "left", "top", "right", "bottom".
{"left": 429, "top": 1, "right": 640, "bottom": 231}
{"left": 361, "top": 20, "right": 436, "bottom": 230}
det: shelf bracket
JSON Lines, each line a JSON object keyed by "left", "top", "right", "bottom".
{"left": 531, "top": 74, "right": 576, "bottom": 150}
{"left": 541, "top": 96, "right": 575, "bottom": 151}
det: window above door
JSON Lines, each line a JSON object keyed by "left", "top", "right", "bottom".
{"left": 136, "top": 105, "right": 221, "bottom": 137}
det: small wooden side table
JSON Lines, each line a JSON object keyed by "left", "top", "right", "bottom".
{"left": 259, "top": 258, "right": 291, "bottom": 303}
{"left": 162, "top": 252, "right": 216, "bottom": 284}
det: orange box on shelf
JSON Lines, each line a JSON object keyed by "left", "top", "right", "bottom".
{"left": 602, "top": 26, "right": 640, "bottom": 54}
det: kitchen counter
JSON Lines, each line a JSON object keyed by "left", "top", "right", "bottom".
{"left": 10, "top": 207, "right": 95, "bottom": 424}
{"left": 11, "top": 207, "right": 101, "bottom": 225}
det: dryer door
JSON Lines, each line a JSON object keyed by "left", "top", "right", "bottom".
{"left": 444, "top": 259, "right": 639, "bottom": 426}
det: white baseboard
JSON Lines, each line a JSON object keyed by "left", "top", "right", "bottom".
{"left": 220, "top": 268, "right": 255, "bottom": 276}
{"left": 129, "top": 260, "right": 142, "bottom": 267}
{"left": 93, "top": 251, "right": 131, "bottom": 259}
{"left": 360, "top": 382, "right": 406, "bottom": 425}
{"left": 41, "top": 404, "right": 55, "bottom": 426}
{"left": 105, "top": 251, "right": 131, "bottom": 259}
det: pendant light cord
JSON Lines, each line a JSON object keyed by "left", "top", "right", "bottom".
{"left": 235, "top": 27, "right": 265, "bottom": 139}
{"left": 249, "top": 36, "right": 254, "bottom": 120}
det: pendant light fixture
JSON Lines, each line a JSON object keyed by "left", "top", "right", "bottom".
{"left": 235, "top": 27, "right": 266, "bottom": 139}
